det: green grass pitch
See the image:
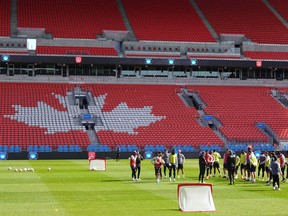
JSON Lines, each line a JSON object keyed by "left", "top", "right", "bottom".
{"left": 0, "top": 159, "right": 287, "bottom": 216}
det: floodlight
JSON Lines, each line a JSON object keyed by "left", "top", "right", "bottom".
{"left": 191, "top": 59, "right": 197, "bottom": 65}
{"left": 28, "top": 152, "right": 38, "bottom": 160}
{"left": 0, "top": 152, "right": 7, "bottom": 160}
{"left": 168, "top": 59, "right": 174, "bottom": 65}
{"left": 145, "top": 151, "right": 153, "bottom": 159}
{"left": 1, "top": 55, "right": 10, "bottom": 62}
{"left": 145, "top": 58, "right": 152, "bottom": 64}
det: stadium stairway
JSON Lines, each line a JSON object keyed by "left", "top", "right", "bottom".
{"left": 180, "top": 88, "right": 229, "bottom": 145}
{"left": 10, "top": 0, "right": 17, "bottom": 36}
{"left": 264, "top": 0, "right": 288, "bottom": 29}
{"left": 116, "top": 0, "right": 137, "bottom": 41}
{"left": 189, "top": 0, "right": 219, "bottom": 41}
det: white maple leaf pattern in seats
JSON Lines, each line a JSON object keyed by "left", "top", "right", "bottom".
{"left": 4, "top": 93, "right": 165, "bottom": 134}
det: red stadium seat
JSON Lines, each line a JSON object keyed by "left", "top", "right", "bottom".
{"left": 122, "top": 0, "right": 215, "bottom": 42}
{"left": 17, "top": 0, "right": 126, "bottom": 39}
{"left": 0, "top": 0, "right": 10, "bottom": 36}
{"left": 195, "top": 0, "right": 288, "bottom": 44}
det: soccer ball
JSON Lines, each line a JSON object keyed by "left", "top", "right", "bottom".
{"left": 19, "top": 169, "right": 23, "bottom": 172}
{"left": 24, "top": 168, "right": 27, "bottom": 172}
{"left": 8, "top": 167, "right": 11, "bottom": 170}
{"left": 48, "top": 167, "right": 51, "bottom": 171}
{"left": 14, "top": 169, "right": 18, "bottom": 172}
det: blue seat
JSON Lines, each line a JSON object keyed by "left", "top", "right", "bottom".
{"left": 2, "top": 146, "right": 8, "bottom": 152}
{"left": 45, "top": 145, "right": 51, "bottom": 152}
{"left": 69, "top": 145, "right": 75, "bottom": 152}
{"left": 133, "top": 145, "right": 138, "bottom": 151}
{"left": 103, "top": 145, "right": 110, "bottom": 152}
{"left": 87, "top": 144, "right": 93, "bottom": 151}
{"left": 9, "top": 145, "right": 15, "bottom": 153}
{"left": 33, "top": 145, "right": 39, "bottom": 152}
{"left": 190, "top": 146, "right": 195, "bottom": 152}
{"left": 27, "top": 145, "right": 33, "bottom": 152}
{"left": 149, "top": 145, "right": 156, "bottom": 152}
{"left": 268, "top": 144, "right": 275, "bottom": 151}
{"left": 120, "top": 145, "right": 127, "bottom": 152}
{"left": 127, "top": 145, "right": 134, "bottom": 152}
{"left": 63, "top": 145, "right": 68, "bottom": 152}
{"left": 200, "top": 145, "right": 208, "bottom": 151}
{"left": 57, "top": 145, "right": 63, "bottom": 152}
{"left": 39, "top": 145, "right": 45, "bottom": 152}
{"left": 144, "top": 145, "right": 150, "bottom": 151}
{"left": 75, "top": 145, "right": 81, "bottom": 152}
{"left": 15, "top": 145, "right": 21, "bottom": 153}
{"left": 98, "top": 145, "right": 105, "bottom": 152}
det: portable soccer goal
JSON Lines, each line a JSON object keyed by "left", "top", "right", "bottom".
{"left": 89, "top": 159, "right": 106, "bottom": 171}
{"left": 177, "top": 183, "right": 216, "bottom": 212}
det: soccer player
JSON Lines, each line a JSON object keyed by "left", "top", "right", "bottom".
{"left": 205, "top": 150, "right": 214, "bottom": 179}
{"left": 116, "top": 146, "right": 120, "bottom": 162}
{"left": 169, "top": 149, "right": 177, "bottom": 182}
{"left": 270, "top": 156, "right": 282, "bottom": 190}
{"left": 286, "top": 151, "right": 288, "bottom": 180}
{"left": 136, "top": 151, "right": 144, "bottom": 180}
{"left": 265, "top": 152, "right": 275, "bottom": 186}
{"left": 264, "top": 151, "right": 271, "bottom": 182}
{"left": 199, "top": 151, "right": 207, "bottom": 183}
{"left": 223, "top": 149, "right": 229, "bottom": 178}
{"left": 258, "top": 151, "right": 266, "bottom": 181}
{"left": 240, "top": 150, "right": 247, "bottom": 180}
{"left": 249, "top": 148, "right": 258, "bottom": 183}
{"left": 162, "top": 149, "right": 171, "bottom": 178}
{"left": 212, "top": 149, "right": 221, "bottom": 177}
{"left": 227, "top": 150, "right": 236, "bottom": 185}
{"left": 234, "top": 153, "right": 240, "bottom": 179}
{"left": 130, "top": 151, "right": 137, "bottom": 181}
{"left": 245, "top": 147, "right": 252, "bottom": 181}
{"left": 276, "top": 152, "right": 286, "bottom": 182}
{"left": 177, "top": 150, "right": 185, "bottom": 179}
{"left": 152, "top": 152, "right": 164, "bottom": 183}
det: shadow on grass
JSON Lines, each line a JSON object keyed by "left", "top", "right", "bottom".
{"left": 99, "top": 179, "right": 154, "bottom": 183}
{"left": 100, "top": 179, "right": 127, "bottom": 182}
{"left": 156, "top": 208, "right": 179, "bottom": 212}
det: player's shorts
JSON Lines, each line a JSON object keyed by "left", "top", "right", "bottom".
{"left": 240, "top": 164, "right": 245, "bottom": 170}
{"left": 235, "top": 165, "right": 239, "bottom": 172}
{"left": 213, "top": 162, "right": 219, "bottom": 169}
{"left": 265, "top": 166, "right": 270, "bottom": 173}
{"left": 250, "top": 164, "right": 256, "bottom": 172}
{"left": 223, "top": 163, "right": 227, "bottom": 169}
{"left": 258, "top": 164, "right": 265, "bottom": 170}
{"left": 178, "top": 164, "right": 183, "bottom": 170}
{"left": 246, "top": 162, "right": 251, "bottom": 171}
{"left": 164, "top": 163, "right": 171, "bottom": 168}
{"left": 155, "top": 166, "right": 161, "bottom": 175}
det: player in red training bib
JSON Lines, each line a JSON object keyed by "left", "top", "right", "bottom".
{"left": 151, "top": 152, "right": 164, "bottom": 183}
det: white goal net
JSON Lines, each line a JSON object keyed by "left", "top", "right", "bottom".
{"left": 178, "top": 183, "right": 216, "bottom": 212}
{"left": 89, "top": 159, "right": 106, "bottom": 171}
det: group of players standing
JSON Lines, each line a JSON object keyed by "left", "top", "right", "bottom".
{"left": 129, "top": 149, "right": 186, "bottom": 183}
{"left": 152, "top": 149, "right": 186, "bottom": 183}
{"left": 129, "top": 146, "right": 287, "bottom": 189}
{"left": 199, "top": 146, "right": 287, "bottom": 190}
